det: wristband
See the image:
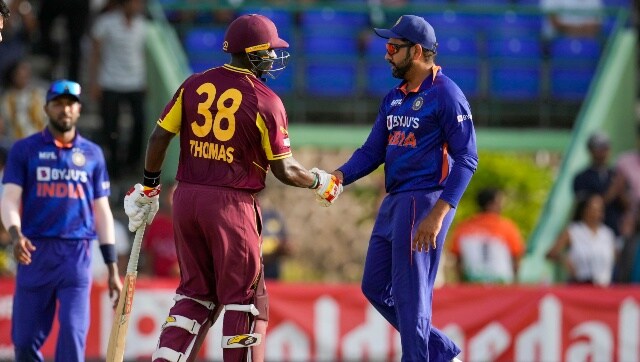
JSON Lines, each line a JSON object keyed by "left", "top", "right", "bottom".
{"left": 143, "top": 169, "right": 161, "bottom": 188}
{"left": 308, "top": 172, "right": 319, "bottom": 189}
{"left": 99, "top": 244, "right": 117, "bottom": 264}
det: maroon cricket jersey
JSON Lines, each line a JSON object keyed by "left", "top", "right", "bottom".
{"left": 157, "top": 64, "right": 292, "bottom": 192}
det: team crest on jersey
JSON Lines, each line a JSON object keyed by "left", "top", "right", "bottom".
{"left": 279, "top": 126, "right": 288, "bottom": 136}
{"left": 71, "top": 150, "right": 86, "bottom": 167}
{"left": 412, "top": 97, "right": 424, "bottom": 111}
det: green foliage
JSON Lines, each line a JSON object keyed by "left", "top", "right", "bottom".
{"left": 450, "top": 151, "right": 555, "bottom": 244}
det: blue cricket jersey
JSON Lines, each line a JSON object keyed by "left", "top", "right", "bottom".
{"left": 338, "top": 66, "right": 478, "bottom": 207}
{"left": 3, "top": 127, "right": 111, "bottom": 240}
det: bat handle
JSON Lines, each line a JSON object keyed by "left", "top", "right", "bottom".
{"left": 126, "top": 224, "right": 146, "bottom": 274}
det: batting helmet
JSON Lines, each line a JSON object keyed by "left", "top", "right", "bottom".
{"left": 223, "top": 14, "right": 289, "bottom": 54}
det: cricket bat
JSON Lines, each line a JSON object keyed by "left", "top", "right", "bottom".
{"left": 106, "top": 223, "right": 146, "bottom": 361}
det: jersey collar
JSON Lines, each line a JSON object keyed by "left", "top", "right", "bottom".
{"left": 42, "top": 127, "right": 78, "bottom": 149}
{"left": 398, "top": 65, "right": 441, "bottom": 95}
{"left": 223, "top": 64, "right": 256, "bottom": 77}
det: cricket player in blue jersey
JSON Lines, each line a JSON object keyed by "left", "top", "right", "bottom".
{"left": 330, "top": 15, "right": 478, "bottom": 362}
{"left": 0, "top": 79, "right": 123, "bottom": 361}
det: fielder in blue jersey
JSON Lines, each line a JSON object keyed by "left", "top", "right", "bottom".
{"left": 331, "top": 15, "right": 478, "bottom": 362}
{"left": 0, "top": 80, "right": 123, "bottom": 361}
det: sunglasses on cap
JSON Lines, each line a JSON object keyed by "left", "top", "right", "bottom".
{"left": 47, "top": 80, "right": 81, "bottom": 102}
{"left": 385, "top": 42, "right": 414, "bottom": 56}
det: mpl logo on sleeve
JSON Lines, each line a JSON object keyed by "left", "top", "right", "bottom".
{"left": 456, "top": 114, "right": 473, "bottom": 123}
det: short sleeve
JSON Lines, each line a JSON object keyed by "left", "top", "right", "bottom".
{"left": 92, "top": 146, "right": 111, "bottom": 199}
{"left": 3, "top": 141, "right": 28, "bottom": 187}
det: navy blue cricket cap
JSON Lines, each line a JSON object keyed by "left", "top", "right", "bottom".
{"left": 374, "top": 15, "right": 438, "bottom": 53}
{"left": 46, "top": 79, "right": 81, "bottom": 103}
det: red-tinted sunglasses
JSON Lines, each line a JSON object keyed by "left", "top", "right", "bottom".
{"left": 385, "top": 42, "right": 414, "bottom": 55}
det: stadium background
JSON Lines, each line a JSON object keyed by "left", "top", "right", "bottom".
{"left": 1, "top": 0, "right": 639, "bottom": 360}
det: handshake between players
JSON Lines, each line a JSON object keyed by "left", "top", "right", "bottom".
{"left": 124, "top": 167, "right": 344, "bottom": 233}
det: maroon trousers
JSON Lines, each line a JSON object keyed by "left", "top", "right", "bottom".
{"left": 156, "top": 182, "right": 267, "bottom": 362}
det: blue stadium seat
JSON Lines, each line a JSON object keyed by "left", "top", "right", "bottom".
{"left": 421, "top": 10, "right": 481, "bottom": 37}
{"left": 550, "top": 63, "right": 597, "bottom": 100}
{"left": 301, "top": 8, "right": 369, "bottom": 35}
{"left": 549, "top": 36, "right": 602, "bottom": 60}
{"left": 437, "top": 32, "right": 481, "bottom": 61}
{"left": 184, "top": 27, "right": 225, "bottom": 54}
{"left": 365, "top": 62, "right": 400, "bottom": 97}
{"left": 487, "top": 34, "right": 542, "bottom": 59}
{"left": 363, "top": 36, "right": 399, "bottom": 96}
{"left": 183, "top": 27, "right": 228, "bottom": 72}
{"left": 305, "top": 63, "right": 358, "bottom": 96}
{"left": 268, "top": 60, "right": 296, "bottom": 96}
{"left": 602, "top": 0, "right": 631, "bottom": 7}
{"left": 443, "top": 63, "right": 481, "bottom": 98}
{"left": 364, "top": 36, "right": 388, "bottom": 60}
{"left": 549, "top": 37, "right": 601, "bottom": 100}
{"left": 487, "top": 34, "right": 542, "bottom": 99}
{"left": 489, "top": 62, "right": 542, "bottom": 99}
{"left": 484, "top": 11, "right": 543, "bottom": 37}
{"left": 303, "top": 34, "right": 359, "bottom": 56}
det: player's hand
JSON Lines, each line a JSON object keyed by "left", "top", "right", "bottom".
{"left": 310, "top": 168, "right": 343, "bottom": 207}
{"left": 412, "top": 199, "right": 451, "bottom": 252}
{"left": 12, "top": 235, "right": 36, "bottom": 265}
{"left": 124, "top": 183, "right": 161, "bottom": 232}
{"left": 107, "top": 263, "right": 123, "bottom": 310}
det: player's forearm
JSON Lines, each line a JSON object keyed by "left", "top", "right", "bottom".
{"left": 144, "top": 126, "right": 174, "bottom": 173}
{"left": 106, "top": 262, "right": 119, "bottom": 277}
{"left": 270, "top": 157, "right": 316, "bottom": 188}
{"left": 0, "top": 184, "right": 22, "bottom": 232}
{"left": 94, "top": 197, "right": 115, "bottom": 246}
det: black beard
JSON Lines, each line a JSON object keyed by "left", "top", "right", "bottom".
{"left": 391, "top": 57, "right": 412, "bottom": 79}
{"left": 49, "top": 120, "right": 73, "bottom": 133}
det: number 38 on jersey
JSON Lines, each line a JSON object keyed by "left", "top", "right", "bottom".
{"left": 189, "top": 83, "right": 241, "bottom": 164}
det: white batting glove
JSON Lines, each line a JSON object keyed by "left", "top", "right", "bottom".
{"left": 124, "top": 183, "right": 161, "bottom": 232}
{"left": 310, "top": 168, "right": 343, "bottom": 207}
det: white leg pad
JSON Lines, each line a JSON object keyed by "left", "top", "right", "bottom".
{"left": 173, "top": 294, "right": 215, "bottom": 310}
{"left": 162, "top": 315, "right": 202, "bottom": 335}
{"left": 221, "top": 333, "right": 262, "bottom": 348}
{"left": 225, "top": 303, "right": 259, "bottom": 316}
{"left": 152, "top": 347, "right": 186, "bottom": 362}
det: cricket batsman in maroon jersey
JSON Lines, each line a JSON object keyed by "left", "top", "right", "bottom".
{"left": 123, "top": 14, "right": 343, "bottom": 362}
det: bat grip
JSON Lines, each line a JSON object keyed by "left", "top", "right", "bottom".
{"left": 127, "top": 223, "right": 146, "bottom": 274}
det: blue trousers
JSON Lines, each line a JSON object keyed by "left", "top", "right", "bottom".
{"left": 12, "top": 239, "right": 92, "bottom": 362}
{"left": 362, "top": 190, "right": 460, "bottom": 362}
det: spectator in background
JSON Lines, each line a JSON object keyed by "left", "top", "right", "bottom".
{"left": 37, "top": 0, "right": 90, "bottom": 81}
{"left": 141, "top": 182, "right": 179, "bottom": 278}
{"left": 0, "top": 1, "right": 9, "bottom": 44}
{"left": 261, "top": 207, "right": 292, "bottom": 280}
{"left": 546, "top": 193, "right": 616, "bottom": 286}
{"left": 573, "top": 131, "right": 627, "bottom": 236}
{"left": 450, "top": 188, "right": 525, "bottom": 284}
{"left": 0, "top": 0, "right": 36, "bottom": 81}
{"left": 541, "top": 0, "right": 603, "bottom": 38}
{"left": 609, "top": 124, "right": 640, "bottom": 238}
{"left": 0, "top": 59, "right": 46, "bottom": 145}
{"left": 607, "top": 125, "right": 640, "bottom": 282}
{"left": 89, "top": 0, "right": 147, "bottom": 179}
